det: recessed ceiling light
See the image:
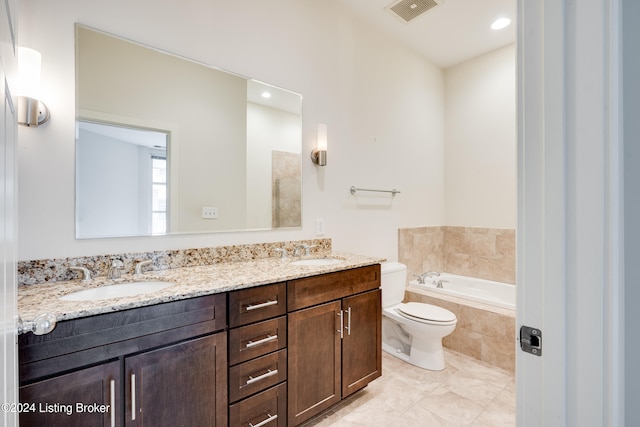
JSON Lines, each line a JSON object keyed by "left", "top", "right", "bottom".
{"left": 491, "top": 17, "right": 511, "bottom": 30}
{"left": 261, "top": 91, "right": 272, "bottom": 99}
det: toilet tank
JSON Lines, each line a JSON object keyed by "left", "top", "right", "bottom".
{"left": 380, "top": 262, "right": 407, "bottom": 308}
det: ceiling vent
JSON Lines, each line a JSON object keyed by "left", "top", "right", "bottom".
{"left": 386, "top": 0, "right": 442, "bottom": 24}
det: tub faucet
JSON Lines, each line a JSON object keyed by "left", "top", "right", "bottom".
{"left": 108, "top": 260, "right": 124, "bottom": 279}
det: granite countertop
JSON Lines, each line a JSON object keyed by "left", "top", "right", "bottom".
{"left": 18, "top": 252, "right": 384, "bottom": 322}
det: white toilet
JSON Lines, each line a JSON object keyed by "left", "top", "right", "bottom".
{"left": 381, "top": 262, "right": 457, "bottom": 371}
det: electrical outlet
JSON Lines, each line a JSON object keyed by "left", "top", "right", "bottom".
{"left": 201, "top": 207, "right": 218, "bottom": 219}
{"left": 316, "top": 218, "right": 325, "bottom": 236}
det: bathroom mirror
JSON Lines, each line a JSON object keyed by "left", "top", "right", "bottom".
{"left": 75, "top": 25, "right": 302, "bottom": 238}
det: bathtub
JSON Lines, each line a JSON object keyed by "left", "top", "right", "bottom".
{"left": 405, "top": 273, "right": 516, "bottom": 371}
{"left": 408, "top": 273, "right": 515, "bottom": 310}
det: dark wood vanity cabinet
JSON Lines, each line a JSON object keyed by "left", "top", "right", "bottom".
{"left": 18, "top": 294, "right": 227, "bottom": 427}
{"left": 287, "top": 265, "right": 382, "bottom": 426}
{"left": 18, "top": 263, "right": 382, "bottom": 427}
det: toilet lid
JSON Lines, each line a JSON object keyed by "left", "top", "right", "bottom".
{"left": 397, "top": 302, "right": 456, "bottom": 323}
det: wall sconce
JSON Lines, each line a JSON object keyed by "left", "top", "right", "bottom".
{"left": 17, "top": 47, "right": 50, "bottom": 127}
{"left": 311, "top": 123, "right": 327, "bottom": 166}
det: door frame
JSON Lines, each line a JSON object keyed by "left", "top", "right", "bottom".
{"left": 516, "top": 0, "right": 624, "bottom": 425}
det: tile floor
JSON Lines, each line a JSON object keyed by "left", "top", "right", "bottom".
{"left": 301, "top": 349, "right": 516, "bottom": 427}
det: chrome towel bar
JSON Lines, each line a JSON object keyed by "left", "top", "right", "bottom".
{"left": 350, "top": 186, "right": 401, "bottom": 196}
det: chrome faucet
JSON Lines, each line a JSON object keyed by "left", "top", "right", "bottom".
{"left": 134, "top": 259, "right": 153, "bottom": 276}
{"left": 107, "top": 259, "right": 124, "bottom": 279}
{"left": 436, "top": 279, "right": 449, "bottom": 289}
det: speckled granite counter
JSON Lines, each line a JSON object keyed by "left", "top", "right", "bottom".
{"left": 18, "top": 252, "right": 384, "bottom": 322}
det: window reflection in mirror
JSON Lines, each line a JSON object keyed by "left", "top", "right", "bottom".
{"left": 76, "top": 121, "right": 168, "bottom": 238}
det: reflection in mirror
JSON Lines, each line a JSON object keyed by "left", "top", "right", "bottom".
{"left": 75, "top": 25, "right": 302, "bottom": 239}
{"left": 76, "top": 121, "right": 168, "bottom": 238}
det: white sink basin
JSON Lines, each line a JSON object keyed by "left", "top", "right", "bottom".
{"left": 290, "top": 258, "right": 345, "bottom": 266}
{"left": 60, "top": 281, "right": 176, "bottom": 301}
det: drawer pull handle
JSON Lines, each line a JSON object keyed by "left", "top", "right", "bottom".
{"left": 246, "top": 368, "right": 279, "bottom": 385}
{"left": 246, "top": 334, "right": 278, "bottom": 348}
{"left": 110, "top": 379, "right": 116, "bottom": 427}
{"left": 249, "top": 413, "right": 278, "bottom": 427}
{"left": 337, "top": 310, "right": 344, "bottom": 339}
{"left": 131, "top": 373, "right": 136, "bottom": 421}
{"left": 345, "top": 306, "right": 352, "bottom": 336}
{"left": 245, "top": 300, "right": 278, "bottom": 311}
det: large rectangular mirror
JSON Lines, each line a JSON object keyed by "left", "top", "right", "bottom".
{"left": 75, "top": 25, "right": 302, "bottom": 238}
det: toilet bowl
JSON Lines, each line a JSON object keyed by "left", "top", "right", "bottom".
{"left": 381, "top": 262, "right": 457, "bottom": 371}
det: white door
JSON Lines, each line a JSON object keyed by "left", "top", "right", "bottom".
{"left": 517, "top": 0, "right": 624, "bottom": 425}
{"left": 1, "top": 0, "right": 19, "bottom": 426}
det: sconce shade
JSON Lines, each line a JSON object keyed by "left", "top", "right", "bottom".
{"left": 311, "top": 123, "right": 327, "bottom": 166}
{"left": 17, "top": 47, "right": 50, "bottom": 127}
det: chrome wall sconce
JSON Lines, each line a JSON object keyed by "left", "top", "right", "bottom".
{"left": 311, "top": 123, "right": 327, "bottom": 166}
{"left": 17, "top": 47, "right": 50, "bottom": 127}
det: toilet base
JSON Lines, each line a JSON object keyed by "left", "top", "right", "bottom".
{"left": 408, "top": 338, "right": 446, "bottom": 371}
{"left": 382, "top": 340, "right": 446, "bottom": 371}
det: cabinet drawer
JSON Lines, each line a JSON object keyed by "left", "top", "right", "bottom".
{"left": 229, "top": 316, "right": 287, "bottom": 365}
{"left": 229, "top": 282, "right": 286, "bottom": 327}
{"left": 287, "top": 265, "right": 381, "bottom": 311}
{"left": 229, "top": 349, "right": 287, "bottom": 403}
{"left": 229, "top": 382, "right": 287, "bottom": 427}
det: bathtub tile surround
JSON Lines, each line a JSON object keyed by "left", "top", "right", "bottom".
{"left": 398, "top": 226, "right": 515, "bottom": 284}
{"left": 18, "top": 239, "right": 331, "bottom": 286}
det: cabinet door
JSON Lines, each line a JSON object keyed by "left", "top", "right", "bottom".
{"left": 19, "top": 361, "right": 121, "bottom": 427}
{"left": 125, "top": 332, "right": 227, "bottom": 427}
{"left": 287, "top": 301, "right": 341, "bottom": 426}
{"left": 342, "top": 289, "right": 382, "bottom": 397}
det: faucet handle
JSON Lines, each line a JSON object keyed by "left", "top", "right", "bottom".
{"left": 294, "top": 243, "right": 313, "bottom": 257}
{"left": 70, "top": 266, "right": 92, "bottom": 282}
{"left": 134, "top": 260, "right": 153, "bottom": 276}
{"left": 412, "top": 274, "right": 426, "bottom": 284}
{"left": 274, "top": 248, "right": 287, "bottom": 259}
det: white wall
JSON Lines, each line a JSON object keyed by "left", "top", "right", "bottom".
{"left": 17, "top": 0, "right": 445, "bottom": 261}
{"left": 444, "top": 44, "right": 516, "bottom": 228}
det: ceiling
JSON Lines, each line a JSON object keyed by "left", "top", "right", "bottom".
{"left": 336, "top": 0, "right": 516, "bottom": 69}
